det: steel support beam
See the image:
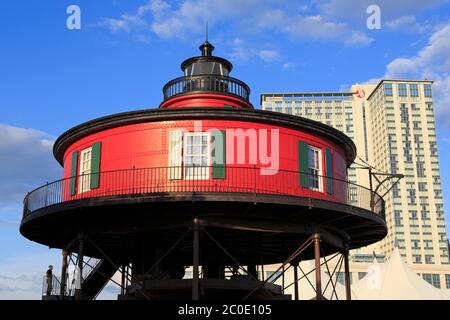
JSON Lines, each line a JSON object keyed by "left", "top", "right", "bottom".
{"left": 87, "top": 238, "right": 151, "bottom": 301}
{"left": 75, "top": 236, "right": 84, "bottom": 300}
{"left": 192, "top": 218, "right": 200, "bottom": 300}
{"left": 313, "top": 233, "right": 322, "bottom": 300}
{"left": 292, "top": 261, "right": 299, "bottom": 300}
{"left": 344, "top": 246, "right": 351, "bottom": 300}
{"left": 59, "top": 249, "right": 68, "bottom": 298}
{"left": 247, "top": 264, "right": 257, "bottom": 279}
{"left": 121, "top": 266, "right": 126, "bottom": 296}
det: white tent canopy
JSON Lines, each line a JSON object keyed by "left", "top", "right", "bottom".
{"left": 351, "top": 247, "right": 450, "bottom": 300}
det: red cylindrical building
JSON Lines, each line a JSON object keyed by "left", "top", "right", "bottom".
{"left": 21, "top": 41, "right": 386, "bottom": 300}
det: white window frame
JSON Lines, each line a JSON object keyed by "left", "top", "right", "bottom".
{"left": 183, "top": 132, "right": 211, "bottom": 180}
{"left": 308, "top": 146, "right": 323, "bottom": 192}
{"left": 78, "top": 147, "right": 92, "bottom": 193}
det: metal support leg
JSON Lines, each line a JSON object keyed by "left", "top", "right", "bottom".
{"left": 60, "top": 250, "right": 68, "bottom": 298}
{"left": 313, "top": 233, "right": 322, "bottom": 300}
{"left": 293, "top": 261, "right": 299, "bottom": 300}
{"left": 75, "top": 237, "right": 84, "bottom": 300}
{"left": 192, "top": 218, "right": 200, "bottom": 300}
{"left": 344, "top": 246, "right": 351, "bottom": 300}
{"left": 248, "top": 264, "right": 257, "bottom": 280}
{"left": 261, "top": 263, "right": 265, "bottom": 282}
{"left": 121, "top": 266, "right": 126, "bottom": 296}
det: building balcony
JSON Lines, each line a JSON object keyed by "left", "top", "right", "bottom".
{"left": 23, "top": 166, "right": 384, "bottom": 218}
{"left": 21, "top": 166, "right": 386, "bottom": 259}
{"left": 162, "top": 74, "right": 251, "bottom": 103}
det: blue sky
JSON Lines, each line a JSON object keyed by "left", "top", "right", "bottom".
{"left": 0, "top": 0, "right": 450, "bottom": 299}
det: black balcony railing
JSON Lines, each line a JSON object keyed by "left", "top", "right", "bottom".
{"left": 162, "top": 75, "right": 251, "bottom": 101}
{"left": 23, "top": 166, "right": 385, "bottom": 220}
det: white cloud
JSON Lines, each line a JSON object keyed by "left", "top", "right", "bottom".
{"left": 284, "top": 15, "right": 347, "bottom": 39}
{"left": 344, "top": 31, "right": 374, "bottom": 46}
{"left": 0, "top": 250, "right": 119, "bottom": 299}
{"left": 266, "top": 13, "right": 373, "bottom": 47}
{"left": 0, "top": 124, "right": 61, "bottom": 205}
{"left": 97, "top": 0, "right": 169, "bottom": 39}
{"left": 229, "top": 46, "right": 251, "bottom": 61}
{"left": 151, "top": 17, "right": 184, "bottom": 39}
{"left": 384, "top": 23, "right": 450, "bottom": 78}
{"left": 386, "top": 16, "right": 420, "bottom": 31}
{"left": 99, "top": 14, "right": 147, "bottom": 33}
{"left": 232, "top": 38, "right": 243, "bottom": 46}
{"left": 258, "top": 50, "right": 280, "bottom": 62}
{"left": 133, "top": 34, "right": 151, "bottom": 44}
{"left": 319, "top": 0, "right": 450, "bottom": 21}
{"left": 0, "top": 219, "right": 17, "bottom": 227}
{"left": 99, "top": 18, "right": 130, "bottom": 33}
{"left": 282, "top": 62, "right": 298, "bottom": 70}
{"left": 99, "top": 0, "right": 373, "bottom": 47}
{"left": 433, "top": 76, "right": 450, "bottom": 129}
{"left": 384, "top": 15, "right": 433, "bottom": 34}
{"left": 0, "top": 251, "right": 60, "bottom": 300}
{"left": 137, "top": 0, "right": 171, "bottom": 17}
{"left": 227, "top": 44, "right": 282, "bottom": 63}
{"left": 385, "top": 58, "right": 417, "bottom": 78}
{"left": 147, "top": 0, "right": 262, "bottom": 39}
{"left": 376, "top": 23, "right": 450, "bottom": 128}
{"left": 96, "top": 282, "right": 120, "bottom": 300}
{"left": 339, "top": 84, "right": 351, "bottom": 92}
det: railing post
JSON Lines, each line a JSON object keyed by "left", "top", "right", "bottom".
{"left": 369, "top": 168, "right": 375, "bottom": 212}
{"left": 44, "top": 182, "right": 49, "bottom": 207}
{"left": 254, "top": 165, "right": 257, "bottom": 194}
{"left": 132, "top": 166, "right": 135, "bottom": 194}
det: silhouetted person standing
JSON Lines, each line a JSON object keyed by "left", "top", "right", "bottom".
{"left": 46, "top": 265, "right": 53, "bottom": 295}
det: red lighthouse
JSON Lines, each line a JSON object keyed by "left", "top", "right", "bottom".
{"left": 20, "top": 41, "right": 386, "bottom": 300}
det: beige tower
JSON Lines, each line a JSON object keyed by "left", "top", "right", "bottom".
{"left": 261, "top": 80, "right": 450, "bottom": 289}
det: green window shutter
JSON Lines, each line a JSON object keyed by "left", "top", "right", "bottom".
{"left": 298, "top": 140, "right": 309, "bottom": 187}
{"left": 325, "top": 148, "right": 333, "bottom": 194}
{"left": 212, "top": 130, "right": 226, "bottom": 179}
{"left": 70, "top": 151, "right": 78, "bottom": 196}
{"left": 90, "top": 142, "right": 102, "bottom": 189}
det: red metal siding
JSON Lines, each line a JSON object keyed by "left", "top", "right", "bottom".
{"left": 159, "top": 93, "right": 253, "bottom": 109}
{"left": 62, "top": 119, "right": 349, "bottom": 203}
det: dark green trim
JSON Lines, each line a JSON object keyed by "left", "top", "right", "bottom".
{"left": 70, "top": 151, "right": 78, "bottom": 196}
{"left": 325, "top": 148, "right": 333, "bottom": 194}
{"left": 212, "top": 130, "right": 226, "bottom": 179}
{"left": 298, "top": 141, "right": 309, "bottom": 188}
{"left": 90, "top": 142, "right": 102, "bottom": 189}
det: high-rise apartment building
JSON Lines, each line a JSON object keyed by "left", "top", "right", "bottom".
{"left": 261, "top": 80, "right": 450, "bottom": 288}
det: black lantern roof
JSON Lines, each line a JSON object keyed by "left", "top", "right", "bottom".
{"left": 180, "top": 40, "right": 233, "bottom": 76}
